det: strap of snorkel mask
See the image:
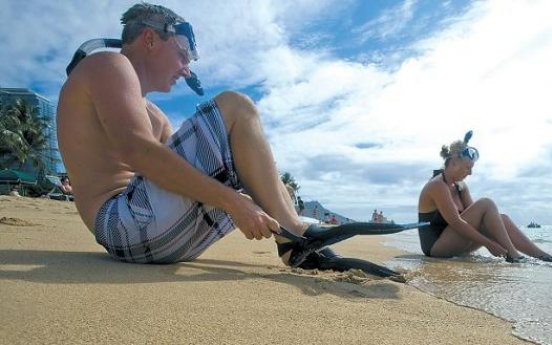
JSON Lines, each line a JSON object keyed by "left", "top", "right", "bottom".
{"left": 65, "top": 38, "right": 204, "bottom": 96}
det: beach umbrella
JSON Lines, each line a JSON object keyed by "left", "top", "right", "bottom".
{"left": 0, "top": 169, "right": 37, "bottom": 185}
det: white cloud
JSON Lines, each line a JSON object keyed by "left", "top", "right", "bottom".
{"left": 355, "top": 0, "right": 417, "bottom": 42}
{"left": 255, "top": 0, "right": 552, "bottom": 222}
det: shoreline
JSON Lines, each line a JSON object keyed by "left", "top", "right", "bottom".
{"left": 0, "top": 196, "right": 532, "bottom": 344}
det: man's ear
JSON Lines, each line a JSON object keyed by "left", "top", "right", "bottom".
{"left": 142, "top": 28, "right": 157, "bottom": 49}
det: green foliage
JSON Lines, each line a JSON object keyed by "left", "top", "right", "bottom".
{"left": 280, "top": 171, "right": 300, "bottom": 193}
{"left": 0, "top": 98, "right": 52, "bottom": 171}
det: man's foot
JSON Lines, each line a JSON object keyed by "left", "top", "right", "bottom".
{"left": 538, "top": 254, "right": 552, "bottom": 262}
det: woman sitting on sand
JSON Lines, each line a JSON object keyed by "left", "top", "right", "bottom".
{"left": 417, "top": 131, "right": 552, "bottom": 263}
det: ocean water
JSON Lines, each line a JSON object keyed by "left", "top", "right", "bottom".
{"left": 384, "top": 225, "right": 552, "bottom": 345}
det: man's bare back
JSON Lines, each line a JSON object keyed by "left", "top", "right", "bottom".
{"left": 57, "top": 52, "right": 171, "bottom": 232}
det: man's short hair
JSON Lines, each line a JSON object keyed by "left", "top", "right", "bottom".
{"left": 120, "top": 2, "right": 185, "bottom": 44}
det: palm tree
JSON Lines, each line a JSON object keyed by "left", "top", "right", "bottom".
{"left": 0, "top": 99, "right": 24, "bottom": 167}
{"left": 280, "top": 171, "right": 300, "bottom": 194}
{"left": 0, "top": 99, "right": 51, "bottom": 171}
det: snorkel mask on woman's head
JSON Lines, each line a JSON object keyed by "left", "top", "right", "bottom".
{"left": 460, "top": 130, "right": 479, "bottom": 162}
{"left": 460, "top": 146, "right": 479, "bottom": 161}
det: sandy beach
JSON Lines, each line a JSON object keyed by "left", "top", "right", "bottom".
{"left": 0, "top": 196, "right": 531, "bottom": 345}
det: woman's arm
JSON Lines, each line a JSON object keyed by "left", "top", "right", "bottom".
{"left": 458, "top": 181, "right": 474, "bottom": 208}
{"left": 430, "top": 181, "right": 499, "bottom": 248}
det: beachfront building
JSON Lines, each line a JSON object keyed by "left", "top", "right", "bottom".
{"left": 0, "top": 87, "right": 60, "bottom": 174}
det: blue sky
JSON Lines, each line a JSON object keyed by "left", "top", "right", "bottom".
{"left": 2, "top": 0, "right": 552, "bottom": 225}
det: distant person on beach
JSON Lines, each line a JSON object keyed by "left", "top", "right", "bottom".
{"left": 297, "top": 196, "right": 305, "bottom": 216}
{"left": 60, "top": 177, "right": 73, "bottom": 195}
{"left": 371, "top": 209, "right": 378, "bottom": 222}
{"left": 56, "top": 2, "right": 344, "bottom": 266}
{"left": 9, "top": 183, "right": 21, "bottom": 197}
{"left": 418, "top": 131, "right": 552, "bottom": 263}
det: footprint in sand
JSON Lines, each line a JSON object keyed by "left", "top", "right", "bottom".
{"left": 0, "top": 217, "right": 36, "bottom": 227}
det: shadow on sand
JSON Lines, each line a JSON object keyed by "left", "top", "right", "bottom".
{"left": 0, "top": 249, "right": 401, "bottom": 300}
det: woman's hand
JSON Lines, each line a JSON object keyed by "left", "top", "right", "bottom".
{"left": 485, "top": 241, "right": 508, "bottom": 257}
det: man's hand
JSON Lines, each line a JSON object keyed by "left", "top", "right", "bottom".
{"left": 229, "top": 193, "right": 280, "bottom": 240}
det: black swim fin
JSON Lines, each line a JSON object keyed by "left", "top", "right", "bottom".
{"left": 279, "top": 222, "right": 428, "bottom": 268}
{"left": 298, "top": 248, "right": 405, "bottom": 281}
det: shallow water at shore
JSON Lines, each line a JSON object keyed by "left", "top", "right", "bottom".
{"left": 385, "top": 225, "right": 552, "bottom": 345}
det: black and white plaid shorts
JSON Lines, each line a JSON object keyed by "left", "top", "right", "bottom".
{"left": 95, "top": 100, "right": 241, "bottom": 263}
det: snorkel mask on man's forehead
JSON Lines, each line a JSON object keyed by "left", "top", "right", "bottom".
{"left": 141, "top": 19, "right": 199, "bottom": 61}
{"left": 65, "top": 20, "right": 203, "bottom": 96}
{"left": 460, "top": 130, "right": 480, "bottom": 162}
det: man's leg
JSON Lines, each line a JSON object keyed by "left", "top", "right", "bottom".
{"left": 212, "top": 91, "right": 415, "bottom": 277}
{"left": 214, "top": 91, "right": 306, "bottom": 236}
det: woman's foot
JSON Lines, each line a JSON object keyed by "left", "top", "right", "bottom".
{"left": 505, "top": 255, "right": 527, "bottom": 263}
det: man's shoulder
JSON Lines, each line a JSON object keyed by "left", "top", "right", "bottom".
{"left": 84, "top": 51, "right": 127, "bottom": 63}
{"left": 61, "top": 51, "right": 139, "bottom": 104}
{"left": 69, "top": 52, "right": 131, "bottom": 81}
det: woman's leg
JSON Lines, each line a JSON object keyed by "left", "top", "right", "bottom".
{"left": 430, "top": 201, "right": 487, "bottom": 257}
{"left": 501, "top": 214, "right": 550, "bottom": 258}
{"left": 430, "top": 227, "right": 477, "bottom": 257}
{"left": 431, "top": 198, "right": 521, "bottom": 258}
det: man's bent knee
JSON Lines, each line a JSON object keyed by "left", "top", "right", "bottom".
{"left": 214, "top": 90, "right": 258, "bottom": 124}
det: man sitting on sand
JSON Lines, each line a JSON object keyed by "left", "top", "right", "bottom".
{"left": 57, "top": 2, "right": 339, "bottom": 266}
{"left": 57, "top": 3, "right": 412, "bottom": 275}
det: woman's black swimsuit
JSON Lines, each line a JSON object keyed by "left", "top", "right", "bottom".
{"left": 418, "top": 210, "right": 448, "bottom": 256}
{"left": 418, "top": 171, "right": 463, "bottom": 256}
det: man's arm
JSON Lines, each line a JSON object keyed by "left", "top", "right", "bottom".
{"left": 80, "top": 52, "right": 277, "bottom": 239}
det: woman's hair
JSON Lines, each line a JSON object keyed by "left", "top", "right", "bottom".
{"left": 120, "top": 2, "right": 185, "bottom": 44}
{"left": 440, "top": 140, "right": 467, "bottom": 166}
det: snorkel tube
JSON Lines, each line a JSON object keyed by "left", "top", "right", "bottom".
{"left": 65, "top": 38, "right": 122, "bottom": 76}
{"left": 463, "top": 130, "right": 473, "bottom": 145}
{"left": 461, "top": 130, "right": 479, "bottom": 161}
{"left": 65, "top": 38, "right": 204, "bottom": 96}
